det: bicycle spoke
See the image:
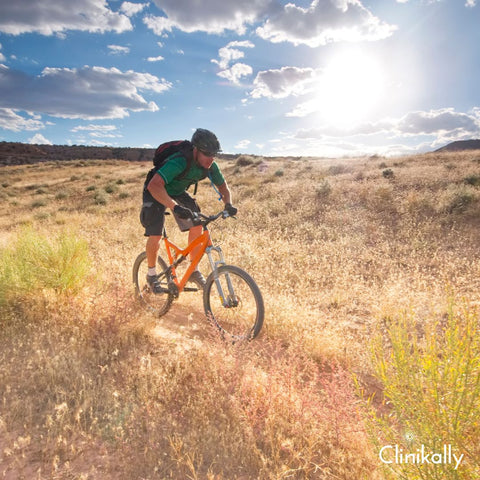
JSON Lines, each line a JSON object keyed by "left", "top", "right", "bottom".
{"left": 133, "top": 252, "right": 174, "bottom": 317}
{"left": 204, "top": 265, "right": 264, "bottom": 341}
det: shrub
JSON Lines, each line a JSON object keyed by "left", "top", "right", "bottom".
{"left": 55, "top": 191, "right": 69, "bottom": 200}
{"left": 382, "top": 168, "right": 394, "bottom": 179}
{"left": 235, "top": 155, "right": 256, "bottom": 167}
{"left": 94, "top": 192, "right": 107, "bottom": 205}
{"left": 0, "top": 229, "right": 90, "bottom": 303}
{"left": 316, "top": 179, "right": 332, "bottom": 199}
{"left": 464, "top": 175, "right": 480, "bottom": 187}
{"left": 104, "top": 183, "right": 118, "bottom": 194}
{"left": 31, "top": 199, "right": 47, "bottom": 208}
{"left": 439, "top": 186, "right": 476, "bottom": 214}
{"left": 370, "top": 304, "right": 480, "bottom": 479}
{"left": 328, "top": 164, "right": 347, "bottom": 176}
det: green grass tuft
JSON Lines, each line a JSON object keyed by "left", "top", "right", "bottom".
{"left": 0, "top": 228, "right": 91, "bottom": 303}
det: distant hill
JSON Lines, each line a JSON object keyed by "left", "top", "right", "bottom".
{"left": 0, "top": 141, "right": 157, "bottom": 166}
{"left": 435, "top": 139, "right": 480, "bottom": 152}
{"left": 0, "top": 141, "right": 240, "bottom": 166}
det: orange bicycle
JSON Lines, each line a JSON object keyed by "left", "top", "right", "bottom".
{"left": 133, "top": 210, "right": 264, "bottom": 341}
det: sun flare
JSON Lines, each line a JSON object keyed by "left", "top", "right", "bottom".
{"left": 314, "top": 49, "right": 386, "bottom": 127}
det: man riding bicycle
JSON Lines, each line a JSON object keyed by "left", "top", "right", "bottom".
{"left": 141, "top": 128, "right": 237, "bottom": 292}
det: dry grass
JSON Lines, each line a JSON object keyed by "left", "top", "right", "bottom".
{"left": 1, "top": 151, "right": 480, "bottom": 478}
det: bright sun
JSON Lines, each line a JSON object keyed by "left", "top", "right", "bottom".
{"left": 313, "top": 49, "right": 386, "bottom": 127}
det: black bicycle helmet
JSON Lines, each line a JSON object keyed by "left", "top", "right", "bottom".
{"left": 191, "top": 128, "right": 221, "bottom": 156}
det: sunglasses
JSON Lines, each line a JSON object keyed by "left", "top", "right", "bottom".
{"left": 199, "top": 149, "right": 215, "bottom": 157}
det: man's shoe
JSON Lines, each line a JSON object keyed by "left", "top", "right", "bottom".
{"left": 188, "top": 270, "right": 206, "bottom": 290}
{"left": 146, "top": 274, "right": 163, "bottom": 294}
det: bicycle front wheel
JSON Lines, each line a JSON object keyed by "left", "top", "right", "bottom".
{"left": 133, "top": 251, "right": 174, "bottom": 317}
{"left": 203, "top": 265, "right": 264, "bottom": 341}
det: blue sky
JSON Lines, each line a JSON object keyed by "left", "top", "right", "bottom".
{"left": 0, "top": 0, "right": 479, "bottom": 157}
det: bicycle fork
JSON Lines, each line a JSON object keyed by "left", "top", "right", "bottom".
{"left": 206, "top": 246, "right": 238, "bottom": 308}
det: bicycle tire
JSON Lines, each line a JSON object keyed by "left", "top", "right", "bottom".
{"left": 133, "top": 251, "right": 174, "bottom": 317}
{"left": 203, "top": 265, "right": 264, "bottom": 341}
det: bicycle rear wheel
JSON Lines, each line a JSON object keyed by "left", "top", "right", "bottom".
{"left": 203, "top": 265, "right": 264, "bottom": 341}
{"left": 133, "top": 251, "right": 174, "bottom": 316}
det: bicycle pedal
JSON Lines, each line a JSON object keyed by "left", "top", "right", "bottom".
{"left": 183, "top": 286, "right": 199, "bottom": 292}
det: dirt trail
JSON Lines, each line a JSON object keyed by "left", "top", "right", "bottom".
{"left": 147, "top": 301, "right": 214, "bottom": 349}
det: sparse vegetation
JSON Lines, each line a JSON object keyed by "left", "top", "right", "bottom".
{"left": 370, "top": 302, "right": 480, "bottom": 479}
{"left": 0, "top": 152, "right": 479, "bottom": 478}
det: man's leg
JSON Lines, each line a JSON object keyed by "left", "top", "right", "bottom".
{"left": 146, "top": 235, "right": 162, "bottom": 270}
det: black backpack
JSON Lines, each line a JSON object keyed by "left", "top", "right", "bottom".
{"left": 153, "top": 139, "right": 193, "bottom": 173}
{"left": 144, "top": 140, "right": 209, "bottom": 194}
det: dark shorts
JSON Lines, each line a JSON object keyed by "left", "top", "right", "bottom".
{"left": 140, "top": 189, "right": 201, "bottom": 236}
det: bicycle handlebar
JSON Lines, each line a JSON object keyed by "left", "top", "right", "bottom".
{"left": 192, "top": 210, "right": 235, "bottom": 227}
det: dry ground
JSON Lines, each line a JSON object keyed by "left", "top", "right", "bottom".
{"left": 1, "top": 151, "right": 479, "bottom": 479}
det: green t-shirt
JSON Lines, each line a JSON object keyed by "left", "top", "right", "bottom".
{"left": 157, "top": 152, "right": 225, "bottom": 196}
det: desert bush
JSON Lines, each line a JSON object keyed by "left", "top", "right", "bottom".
{"left": 328, "top": 164, "right": 347, "bottom": 176}
{"left": 31, "top": 199, "right": 47, "bottom": 208}
{"left": 236, "top": 155, "right": 256, "bottom": 167}
{"left": 464, "top": 175, "right": 480, "bottom": 187}
{"left": 94, "top": 192, "right": 108, "bottom": 205}
{"left": 55, "top": 191, "right": 69, "bottom": 200}
{"left": 316, "top": 179, "right": 332, "bottom": 199}
{"left": 382, "top": 168, "right": 394, "bottom": 179}
{"left": 438, "top": 185, "right": 476, "bottom": 214}
{"left": 0, "top": 228, "right": 90, "bottom": 303}
{"left": 370, "top": 303, "right": 480, "bottom": 479}
{"left": 104, "top": 183, "right": 118, "bottom": 194}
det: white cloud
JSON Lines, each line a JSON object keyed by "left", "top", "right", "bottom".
{"left": 29, "top": 133, "right": 52, "bottom": 145}
{"left": 212, "top": 41, "right": 255, "bottom": 85}
{"left": 0, "top": 108, "right": 45, "bottom": 132}
{"left": 120, "top": 2, "right": 148, "bottom": 16}
{"left": 0, "top": 43, "right": 5, "bottom": 63}
{"left": 465, "top": 0, "right": 476, "bottom": 7}
{"left": 146, "top": 0, "right": 273, "bottom": 35}
{"left": 0, "top": 64, "right": 171, "bottom": 120}
{"left": 71, "top": 124, "right": 117, "bottom": 133}
{"left": 108, "top": 45, "right": 130, "bottom": 55}
{"left": 395, "top": 108, "right": 480, "bottom": 137}
{"left": 212, "top": 41, "right": 255, "bottom": 70}
{"left": 218, "top": 63, "right": 253, "bottom": 85}
{"left": 295, "top": 108, "right": 480, "bottom": 140}
{"left": 256, "top": 0, "right": 397, "bottom": 47}
{"left": 147, "top": 55, "right": 165, "bottom": 62}
{"left": 144, "top": 0, "right": 396, "bottom": 48}
{"left": 0, "top": 0, "right": 132, "bottom": 36}
{"left": 250, "top": 66, "right": 319, "bottom": 99}
{"left": 235, "top": 139, "right": 251, "bottom": 150}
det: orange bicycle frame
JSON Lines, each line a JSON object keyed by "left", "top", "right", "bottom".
{"left": 162, "top": 230, "right": 213, "bottom": 293}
